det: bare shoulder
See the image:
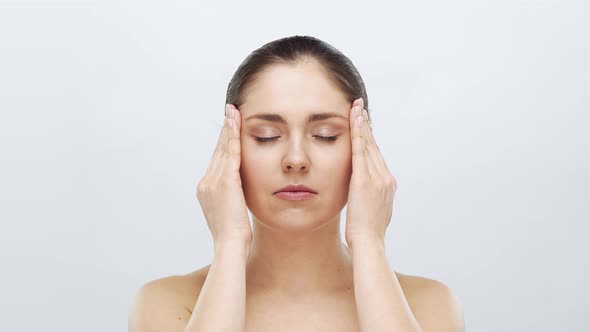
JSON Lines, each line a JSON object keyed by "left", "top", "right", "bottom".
{"left": 128, "top": 265, "right": 211, "bottom": 332}
{"left": 395, "top": 272, "right": 465, "bottom": 332}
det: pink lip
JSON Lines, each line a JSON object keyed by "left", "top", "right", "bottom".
{"left": 274, "top": 191, "right": 316, "bottom": 201}
{"left": 275, "top": 184, "right": 317, "bottom": 194}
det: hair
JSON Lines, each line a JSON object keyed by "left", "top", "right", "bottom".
{"left": 225, "top": 35, "right": 371, "bottom": 122}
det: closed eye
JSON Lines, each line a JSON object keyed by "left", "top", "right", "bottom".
{"left": 254, "top": 135, "right": 338, "bottom": 143}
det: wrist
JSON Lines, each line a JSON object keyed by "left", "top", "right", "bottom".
{"left": 214, "top": 236, "right": 251, "bottom": 258}
{"left": 215, "top": 230, "right": 252, "bottom": 246}
{"left": 347, "top": 235, "right": 385, "bottom": 253}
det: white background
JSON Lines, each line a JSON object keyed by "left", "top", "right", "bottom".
{"left": 1, "top": 0, "right": 588, "bottom": 331}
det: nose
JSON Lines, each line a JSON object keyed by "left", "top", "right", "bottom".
{"left": 281, "top": 139, "right": 311, "bottom": 173}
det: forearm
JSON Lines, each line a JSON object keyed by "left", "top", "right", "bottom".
{"left": 350, "top": 238, "right": 422, "bottom": 332}
{"left": 184, "top": 239, "right": 250, "bottom": 332}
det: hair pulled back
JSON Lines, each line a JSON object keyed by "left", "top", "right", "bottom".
{"left": 225, "top": 35, "right": 370, "bottom": 121}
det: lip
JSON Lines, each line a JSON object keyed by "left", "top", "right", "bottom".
{"left": 274, "top": 191, "right": 316, "bottom": 201}
{"left": 274, "top": 184, "right": 317, "bottom": 194}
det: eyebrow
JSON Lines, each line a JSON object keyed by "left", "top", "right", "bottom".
{"left": 245, "top": 112, "right": 347, "bottom": 123}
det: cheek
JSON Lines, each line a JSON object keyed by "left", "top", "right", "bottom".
{"left": 333, "top": 143, "right": 353, "bottom": 206}
{"left": 323, "top": 144, "right": 352, "bottom": 184}
{"left": 239, "top": 142, "right": 274, "bottom": 196}
{"left": 240, "top": 144, "right": 256, "bottom": 180}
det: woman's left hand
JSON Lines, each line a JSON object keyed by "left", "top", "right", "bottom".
{"left": 345, "top": 98, "right": 397, "bottom": 249}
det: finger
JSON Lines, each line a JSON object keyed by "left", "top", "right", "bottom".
{"left": 354, "top": 98, "right": 379, "bottom": 177}
{"left": 350, "top": 98, "right": 370, "bottom": 181}
{"left": 225, "top": 104, "right": 242, "bottom": 175}
{"left": 361, "top": 107, "right": 389, "bottom": 175}
{"left": 357, "top": 98, "right": 389, "bottom": 174}
{"left": 359, "top": 107, "right": 379, "bottom": 178}
{"left": 206, "top": 104, "right": 232, "bottom": 177}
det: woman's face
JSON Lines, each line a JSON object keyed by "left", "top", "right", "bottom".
{"left": 238, "top": 60, "right": 353, "bottom": 232}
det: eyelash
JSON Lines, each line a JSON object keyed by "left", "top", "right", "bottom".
{"left": 254, "top": 135, "right": 338, "bottom": 143}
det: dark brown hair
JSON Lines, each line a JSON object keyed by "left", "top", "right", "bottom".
{"left": 225, "top": 35, "right": 370, "bottom": 122}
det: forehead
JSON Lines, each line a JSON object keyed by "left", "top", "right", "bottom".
{"left": 240, "top": 61, "right": 351, "bottom": 120}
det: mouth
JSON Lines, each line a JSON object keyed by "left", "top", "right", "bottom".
{"left": 274, "top": 191, "right": 317, "bottom": 201}
{"left": 274, "top": 184, "right": 317, "bottom": 194}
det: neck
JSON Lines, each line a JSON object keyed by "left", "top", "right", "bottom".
{"left": 245, "top": 213, "right": 353, "bottom": 298}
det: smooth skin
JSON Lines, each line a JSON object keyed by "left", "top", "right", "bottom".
{"left": 128, "top": 60, "right": 464, "bottom": 332}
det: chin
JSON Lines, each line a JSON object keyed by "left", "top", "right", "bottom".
{"left": 252, "top": 207, "right": 338, "bottom": 233}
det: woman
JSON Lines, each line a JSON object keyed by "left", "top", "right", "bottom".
{"left": 129, "top": 35, "right": 464, "bottom": 332}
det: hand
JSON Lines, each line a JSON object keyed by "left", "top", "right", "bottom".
{"left": 196, "top": 104, "right": 252, "bottom": 245}
{"left": 344, "top": 98, "right": 397, "bottom": 248}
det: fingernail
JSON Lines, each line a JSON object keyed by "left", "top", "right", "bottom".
{"left": 225, "top": 104, "right": 230, "bottom": 116}
{"left": 359, "top": 97, "right": 364, "bottom": 108}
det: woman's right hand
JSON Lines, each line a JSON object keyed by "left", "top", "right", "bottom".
{"left": 196, "top": 104, "right": 252, "bottom": 246}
